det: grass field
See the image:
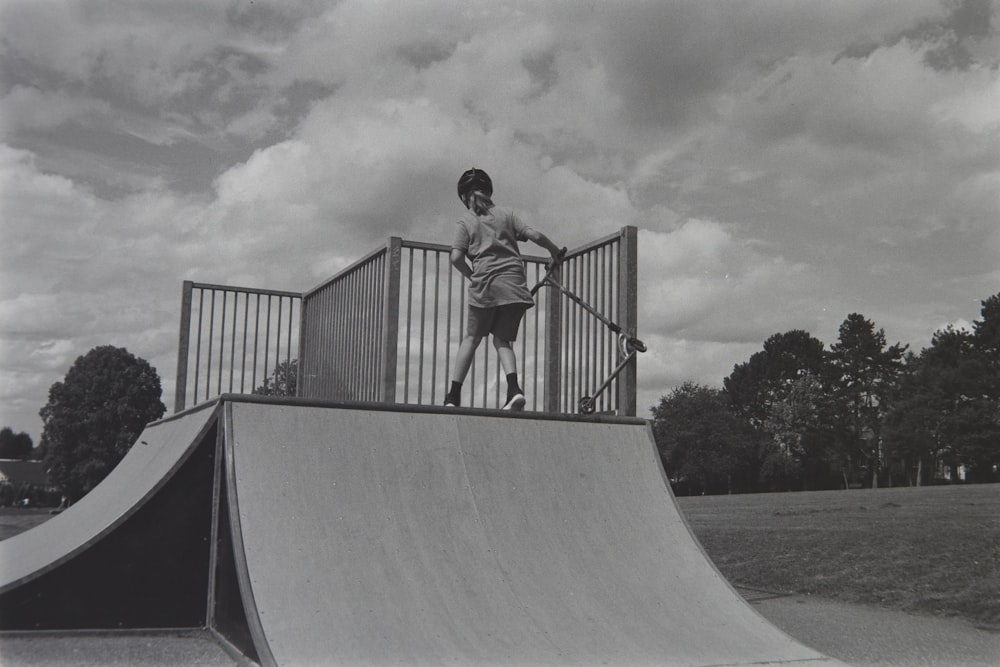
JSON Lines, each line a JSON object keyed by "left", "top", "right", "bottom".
{"left": 4, "top": 485, "right": 997, "bottom": 628}
{"left": 677, "top": 483, "right": 1000, "bottom": 628}
{"left": 0, "top": 508, "right": 57, "bottom": 541}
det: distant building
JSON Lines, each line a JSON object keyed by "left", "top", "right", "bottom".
{"left": 0, "top": 460, "right": 58, "bottom": 506}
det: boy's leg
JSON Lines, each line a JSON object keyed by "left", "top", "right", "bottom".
{"left": 493, "top": 337, "right": 525, "bottom": 411}
{"left": 452, "top": 335, "right": 482, "bottom": 385}
{"left": 491, "top": 304, "right": 528, "bottom": 410}
{"left": 447, "top": 305, "right": 494, "bottom": 406}
{"left": 445, "top": 335, "right": 482, "bottom": 406}
{"left": 493, "top": 336, "right": 517, "bottom": 376}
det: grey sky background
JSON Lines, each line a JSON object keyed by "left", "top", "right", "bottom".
{"left": 2, "top": 0, "right": 998, "bottom": 440}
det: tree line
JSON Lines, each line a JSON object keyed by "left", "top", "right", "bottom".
{"left": 652, "top": 293, "right": 1000, "bottom": 495}
{"left": 0, "top": 428, "right": 37, "bottom": 460}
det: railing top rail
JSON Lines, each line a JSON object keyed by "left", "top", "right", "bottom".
{"left": 567, "top": 228, "right": 624, "bottom": 257}
{"left": 189, "top": 228, "right": 629, "bottom": 302}
{"left": 400, "top": 239, "right": 449, "bottom": 253}
{"left": 303, "top": 242, "right": 392, "bottom": 298}
{"left": 187, "top": 281, "right": 303, "bottom": 299}
{"left": 401, "top": 238, "right": 550, "bottom": 265}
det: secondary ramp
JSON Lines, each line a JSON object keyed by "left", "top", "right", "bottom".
{"left": 224, "top": 401, "right": 839, "bottom": 666}
{"left": 0, "top": 400, "right": 221, "bottom": 629}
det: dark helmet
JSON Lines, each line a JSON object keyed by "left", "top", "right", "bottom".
{"left": 457, "top": 168, "right": 492, "bottom": 201}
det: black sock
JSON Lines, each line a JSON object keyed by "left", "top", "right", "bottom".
{"left": 506, "top": 373, "right": 521, "bottom": 400}
{"left": 446, "top": 381, "right": 463, "bottom": 404}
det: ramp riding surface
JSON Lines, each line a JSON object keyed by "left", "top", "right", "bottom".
{"left": 224, "top": 401, "right": 839, "bottom": 666}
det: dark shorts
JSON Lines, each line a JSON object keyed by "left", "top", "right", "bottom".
{"left": 467, "top": 304, "right": 529, "bottom": 341}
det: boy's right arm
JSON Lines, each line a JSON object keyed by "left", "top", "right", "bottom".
{"left": 450, "top": 248, "right": 473, "bottom": 280}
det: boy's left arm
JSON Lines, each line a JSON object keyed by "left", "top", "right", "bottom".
{"left": 524, "top": 228, "right": 563, "bottom": 259}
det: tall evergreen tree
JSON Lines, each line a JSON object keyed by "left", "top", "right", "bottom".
{"left": 826, "top": 314, "right": 907, "bottom": 488}
{"left": 884, "top": 318, "right": 999, "bottom": 484}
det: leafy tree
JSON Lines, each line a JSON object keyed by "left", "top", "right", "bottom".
{"left": 724, "top": 331, "right": 832, "bottom": 490}
{"left": 881, "top": 296, "right": 1000, "bottom": 485}
{"left": 253, "top": 359, "right": 298, "bottom": 397}
{"left": 39, "top": 346, "right": 166, "bottom": 502}
{"left": 969, "top": 293, "right": 1000, "bottom": 481}
{"left": 0, "top": 428, "right": 33, "bottom": 459}
{"left": 882, "top": 352, "right": 940, "bottom": 486}
{"left": 761, "top": 372, "right": 841, "bottom": 490}
{"left": 724, "top": 330, "right": 826, "bottom": 429}
{"left": 826, "top": 314, "right": 906, "bottom": 488}
{"left": 652, "top": 383, "right": 756, "bottom": 495}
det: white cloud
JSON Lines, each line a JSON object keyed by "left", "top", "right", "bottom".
{"left": 1, "top": 0, "right": 998, "bottom": 439}
{"left": 637, "top": 223, "right": 821, "bottom": 342}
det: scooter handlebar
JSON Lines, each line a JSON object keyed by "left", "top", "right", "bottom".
{"left": 530, "top": 247, "right": 567, "bottom": 296}
{"left": 548, "top": 246, "right": 568, "bottom": 271}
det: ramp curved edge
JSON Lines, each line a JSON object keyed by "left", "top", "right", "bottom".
{"left": 0, "top": 401, "right": 223, "bottom": 631}
{"left": 0, "top": 401, "right": 219, "bottom": 593}
{"left": 223, "top": 401, "right": 843, "bottom": 667}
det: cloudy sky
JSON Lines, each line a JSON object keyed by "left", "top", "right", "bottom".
{"left": 2, "top": 0, "right": 998, "bottom": 440}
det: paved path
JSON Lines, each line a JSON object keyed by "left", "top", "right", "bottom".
{"left": 0, "top": 591, "right": 996, "bottom": 666}
{"left": 0, "top": 630, "right": 245, "bottom": 666}
{"left": 748, "top": 590, "right": 1000, "bottom": 667}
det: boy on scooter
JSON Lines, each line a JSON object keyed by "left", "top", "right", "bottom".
{"left": 444, "top": 168, "right": 563, "bottom": 410}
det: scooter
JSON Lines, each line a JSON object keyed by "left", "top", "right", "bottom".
{"left": 531, "top": 248, "right": 647, "bottom": 414}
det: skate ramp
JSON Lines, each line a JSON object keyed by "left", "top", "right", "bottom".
{"left": 0, "top": 398, "right": 840, "bottom": 664}
{"left": 0, "top": 401, "right": 220, "bottom": 629}
{"left": 225, "top": 401, "right": 838, "bottom": 666}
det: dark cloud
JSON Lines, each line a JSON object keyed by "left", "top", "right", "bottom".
{"left": 224, "top": 0, "right": 326, "bottom": 42}
{"left": 397, "top": 40, "right": 459, "bottom": 70}
{"left": 521, "top": 49, "right": 559, "bottom": 99}
{"left": 835, "top": 0, "right": 996, "bottom": 70}
{"left": 597, "top": 4, "right": 733, "bottom": 128}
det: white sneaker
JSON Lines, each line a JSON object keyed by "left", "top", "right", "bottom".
{"left": 502, "top": 393, "right": 526, "bottom": 411}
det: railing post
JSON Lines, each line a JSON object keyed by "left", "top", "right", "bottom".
{"left": 296, "top": 295, "right": 309, "bottom": 398}
{"left": 543, "top": 263, "right": 563, "bottom": 413}
{"left": 174, "top": 280, "right": 193, "bottom": 413}
{"left": 617, "top": 226, "right": 639, "bottom": 416}
{"left": 379, "top": 237, "right": 403, "bottom": 403}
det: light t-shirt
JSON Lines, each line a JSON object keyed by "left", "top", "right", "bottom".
{"left": 452, "top": 206, "right": 536, "bottom": 309}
